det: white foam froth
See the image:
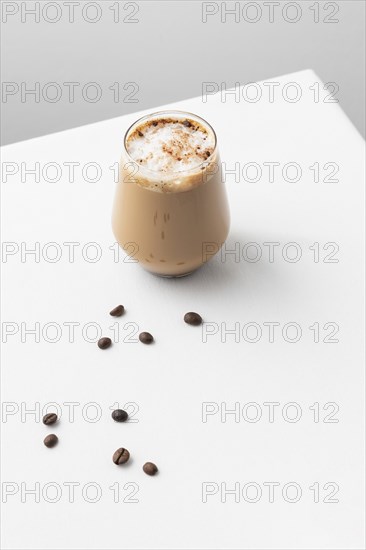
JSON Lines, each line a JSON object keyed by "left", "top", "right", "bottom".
{"left": 126, "top": 118, "right": 215, "bottom": 172}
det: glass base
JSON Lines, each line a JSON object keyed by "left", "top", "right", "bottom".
{"left": 145, "top": 269, "right": 194, "bottom": 278}
{"left": 158, "top": 271, "right": 194, "bottom": 278}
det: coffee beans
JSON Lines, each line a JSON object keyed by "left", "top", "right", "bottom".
{"left": 40, "top": 407, "right": 158, "bottom": 476}
{"left": 143, "top": 462, "right": 158, "bottom": 476}
{"left": 111, "top": 409, "right": 128, "bottom": 422}
{"left": 43, "top": 413, "right": 58, "bottom": 425}
{"left": 50, "top": 302, "right": 206, "bottom": 474}
{"left": 43, "top": 414, "right": 59, "bottom": 447}
{"left": 110, "top": 305, "right": 124, "bottom": 317}
{"left": 184, "top": 312, "right": 202, "bottom": 326}
{"left": 113, "top": 447, "right": 130, "bottom": 465}
{"left": 98, "top": 337, "right": 112, "bottom": 349}
{"left": 139, "top": 332, "right": 154, "bottom": 344}
{"left": 44, "top": 434, "right": 58, "bottom": 448}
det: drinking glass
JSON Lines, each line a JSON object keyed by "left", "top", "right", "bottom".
{"left": 112, "top": 110, "right": 230, "bottom": 277}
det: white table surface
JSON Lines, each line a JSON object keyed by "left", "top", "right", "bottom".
{"left": 1, "top": 69, "right": 365, "bottom": 550}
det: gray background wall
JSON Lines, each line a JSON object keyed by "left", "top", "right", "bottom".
{"left": 1, "top": 0, "right": 365, "bottom": 145}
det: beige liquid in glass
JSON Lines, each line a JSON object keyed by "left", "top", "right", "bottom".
{"left": 112, "top": 111, "right": 230, "bottom": 277}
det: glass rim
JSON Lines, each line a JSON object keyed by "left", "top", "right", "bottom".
{"left": 122, "top": 110, "right": 218, "bottom": 176}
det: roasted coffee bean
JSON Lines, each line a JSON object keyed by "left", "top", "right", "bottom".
{"left": 43, "top": 413, "right": 58, "bottom": 425}
{"left": 110, "top": 305, "right": 124, "bottom": 317}
{"left": 113, "top": 447, "right": 130, "bottom": 465}
{"left": 98, "top": 337, "right": 112, "bottom": 349}
{"left": 143, "top": 462, "right": 158, "bottom": 476}
{"left": 44, "top": 434, "right": 58, "bottom": 448}
{"left": 139, "top": 332, "right": 154, "bottom": 344}
{"left": 111, "top": 409, "right": 128, "bottom": 422}
{"left": 184, "top": 312, "right": 202, "bottom": 326}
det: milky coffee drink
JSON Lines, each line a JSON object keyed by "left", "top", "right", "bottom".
{"left": 112, "top": 111, "right": 230, "bottom": 276}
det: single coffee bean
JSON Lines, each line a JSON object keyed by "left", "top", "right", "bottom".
{"left": 139, "top": 332, "right": 154, "bottom": 344}
{"left": 184, "top": 312, "right": 202, "bottom": 326}
{"left": 98, "top": 337, "right": 112, "bottom": 350}
{"left": 44, "top": 434, "right": 58, "bottom": 448}
{"left": 113, "top": 447, "right": 130, "bottom": 465}
{"left": 111, "top": 409, "right": 128, "bottom": 422}
{"left": 43, "top": 413, "right": 58, "bottom": 425}
{"left": 143, "top": 462, "right": 158, "bottom": 476}
{"left": 110, "top": 305, "right": 124, "bottom": 317}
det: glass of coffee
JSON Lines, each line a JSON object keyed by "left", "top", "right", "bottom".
{"left": 112, "top": 110, "right": 230, "bottom": 277}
